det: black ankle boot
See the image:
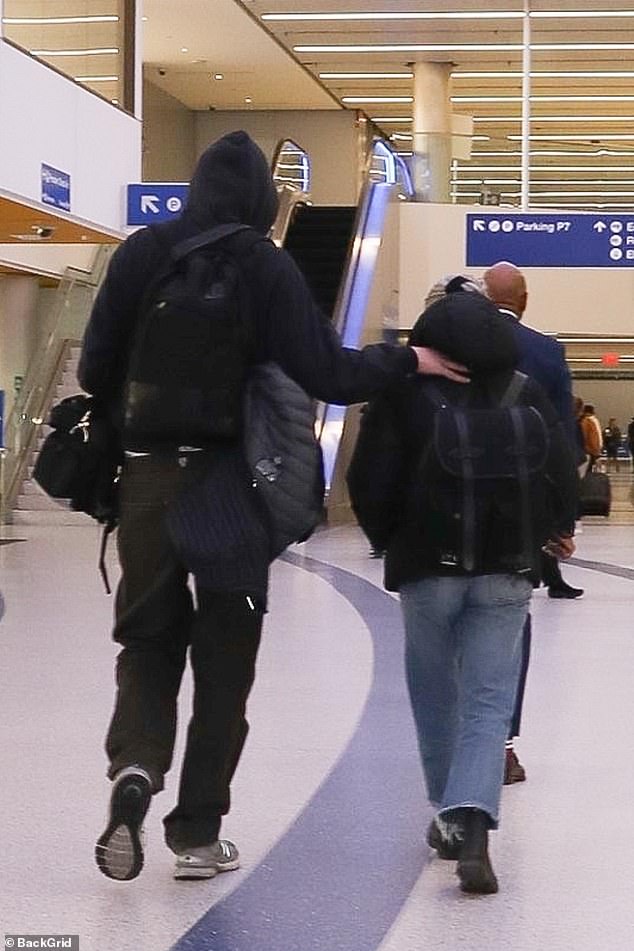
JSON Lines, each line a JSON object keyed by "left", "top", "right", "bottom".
{"left": 455, "top": 808, "right": 498, "bottom": 895}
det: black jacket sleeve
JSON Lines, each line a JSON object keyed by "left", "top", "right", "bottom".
{"left": 255, "top": 247, "right": 417, "bottom": 405}
{"left": 346, "top": 388, "right": 409, "bottom": 549}
{"left": 78, "top": 229, "right": 164, "bottom": 399}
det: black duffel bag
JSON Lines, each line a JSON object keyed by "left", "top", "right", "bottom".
{"left": 34, "top": 394, "right": 121, "bottom": 527}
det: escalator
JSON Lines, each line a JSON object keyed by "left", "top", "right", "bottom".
{"left": 274, "top": 139, "right": 414, "bottom": 499}
{"left": 283, "top": 205, "right": 357, "bottom": 320}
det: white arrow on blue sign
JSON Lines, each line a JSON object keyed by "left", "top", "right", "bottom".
{"left": 127, "top": 183, "right": 189, "bottom": 226}
{"left": 466, "top": 212, "right": 634, "bottom": 268}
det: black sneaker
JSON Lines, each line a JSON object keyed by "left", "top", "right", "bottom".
{"left": 548, "top": 583, "right": 584, "bottom": 599}
{"left": 427, "top": 815, "right": 464, "bottom": 860}
{"left": 95, "top": 767, "right": 152, "bottom": 881}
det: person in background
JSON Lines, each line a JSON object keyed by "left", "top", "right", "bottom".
{"left": 627, "top": 416, "right": 634, "bottom": 463}
{"left": 482, "top": 262, "right": 583, "bottom": 786}
{"left": 581, "top": 404, "right": 603, "bottom": 473}
{"left": 574, "top": 397, "right": 589, "bottom": 480}
{"left": 603, "top": 417, "right": 622, "bottom": 473}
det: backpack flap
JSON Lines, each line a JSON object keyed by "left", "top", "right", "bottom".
{"left": 433, "top": 405, "right": 548, "bottom": 480}
{"left": 124, "top": 226, "right": 261, "bottom": 449}
{"left": 418, "top": 379, "right": 550, "bottom": 574}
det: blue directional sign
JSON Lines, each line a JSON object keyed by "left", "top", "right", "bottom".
{"left": 126, "top": 183, "right": 189, "bottom": 226}
{"left": 466, "top": 212, "right": 634, "bottom": 268}
{"left": 41, "top": 163, "right": 71, "bottom": 212}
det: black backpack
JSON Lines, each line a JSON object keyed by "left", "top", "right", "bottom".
{"left": 123, "top": 223, "right": 261, "bottom": 448}
{"left": 416, "top": 372, "right": 551, "bottom": 573}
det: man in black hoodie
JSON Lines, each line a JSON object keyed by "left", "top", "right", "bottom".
{"left": 348, "top": 292, "right": 577, "bottom": 894}
{"left": 81, "top": 131, "right": 468, "bottom": 882}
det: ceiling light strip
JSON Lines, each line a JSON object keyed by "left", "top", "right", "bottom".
{"left": 320, "top": 72, "right": 414, "bottom": 79}
{"left": 342, "top": 97, "right": 413, "bottom": 104}
{"left": 473, "top": 151, "right": 634, "bottom": 157}
{"left": 509, "top": 134, "right": 634, "bottom": 140}
{"left": 2, "top": 15, "right": 118, "bottom": 24}
{"left": 455, "top": 180, "right": 634, "bottom": 186}
{"left": 454, "top": 96, "right": 634, "bottom": 103}
{"left": 296, "top": 44, "right": 634, "bottom": 53}
{"left": 461, "top": 166, "right": 634, "bottom": 172}
{"left": 295, "top": 45, "right": 523, "bottom": 53}
{"left": 265, "top": 10, "right": 634, "bottom": 21}
{"left": 75, "top": 75, "right": 119, "bottom": 82}
{"left": 31, "top": 48, "right": 119, "bottom": 57}
{"left": 453, "top": 71, "right": 634, "bottom": 79}
{"left": 475, "top": 116, "right": 634, "bottom": 123}
{"left": 265, "top": 11, "right": 524, "bottom": 21}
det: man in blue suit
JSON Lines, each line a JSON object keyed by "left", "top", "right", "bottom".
{"left": 483, "top": 262, "right": 582, "bottom": 783}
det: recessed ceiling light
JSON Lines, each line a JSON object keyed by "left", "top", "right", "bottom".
{"left": 214, "top": 73, "right": 224, "bottom": 80}
{"left": 181, "top": 48, "right": 189, "bottom": 53}
{"left": 245, "top": 97, "right": 253, "bottom": 103}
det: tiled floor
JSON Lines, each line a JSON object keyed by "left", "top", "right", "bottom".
{"left": 1, "top": 517, "right": 633, "bottom": 951}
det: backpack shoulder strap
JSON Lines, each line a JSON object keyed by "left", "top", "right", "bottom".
{"left": 172, "top": 223, "right": 258, "bottom": 262}
{"left": 499, "top": 370, "right": 529, "bottom": 408}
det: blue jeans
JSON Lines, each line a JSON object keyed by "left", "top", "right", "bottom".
{"left": 400, "top": 574, "right": 532, "bottom": 827}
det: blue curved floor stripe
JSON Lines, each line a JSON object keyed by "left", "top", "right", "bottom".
{"left": 170, "top": 553, "right": 431, "bottom": 951}
{"left": 568, "top": 555, "right": 634, "bottom": 582}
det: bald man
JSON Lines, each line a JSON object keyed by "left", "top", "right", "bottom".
{"left": 483, "top": 262, "right": 582, "bottom": 783}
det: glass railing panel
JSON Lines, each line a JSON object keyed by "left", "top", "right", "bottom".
{"left": 0, "top": 245, "right": 115, "bottom": 518}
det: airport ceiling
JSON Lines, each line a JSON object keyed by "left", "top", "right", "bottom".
{"left": 148, "top": 0, "right": 634, "bottom": 211}
{"left": 3, "top": 0, "right": 634, "bottom": 227}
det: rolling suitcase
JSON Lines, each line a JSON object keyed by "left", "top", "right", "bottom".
{"left": 578, "top": 471, "right": 611, "bottom": 517}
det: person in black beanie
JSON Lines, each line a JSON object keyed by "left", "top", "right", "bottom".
{"left": 348, "top": 292, "right": 577, "bottom": 894}
{"left": 80, "top": 130, "right": 469, "bottom": 882}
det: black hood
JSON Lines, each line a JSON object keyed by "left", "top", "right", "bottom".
{"left": 185, "top": 131, "right": 279, "bottom": 234}
{"left": 408, "top": 291, "right": 518, "bottom": 375}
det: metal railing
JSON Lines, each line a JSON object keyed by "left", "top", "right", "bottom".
{"left": 0, "top": 244, "right": 115, "bottom": 520}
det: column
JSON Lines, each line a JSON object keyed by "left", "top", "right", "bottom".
{"left": 412, "top": 62, "right": 453, "bottom": 202}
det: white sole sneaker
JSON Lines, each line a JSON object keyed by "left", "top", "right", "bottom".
{"left": 174, "top": 839, "right": 240, "bottom": 881}
{"left": 95, "top": 769, "right": 152, "bottom": 881}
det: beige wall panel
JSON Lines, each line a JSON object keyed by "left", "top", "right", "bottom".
{"left": 194, "top": 110, "right": 359, "bottom": 206}
{"left": 399, "top": 204, "right": 634, "bottom": 336}
{"left": 0, "top": 276, "right": 40, "bottom": 419}
{"left": 142, "top": 79, "right": 197, "bottom": 183}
